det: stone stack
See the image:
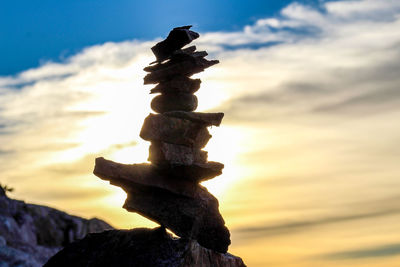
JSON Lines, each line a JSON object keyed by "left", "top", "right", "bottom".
{"left": 94, "top": 26, "right": 232, "bottom": 254}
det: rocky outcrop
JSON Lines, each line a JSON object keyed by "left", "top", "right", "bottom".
{"left": 44, "top": 227, "right": 246, "bottom": 267}
{"left": 0, "top": 192, "right": 112, "bottom": 267}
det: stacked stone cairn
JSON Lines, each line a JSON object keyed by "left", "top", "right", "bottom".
{"left": 94, "top": 26, "right": 232, "bottom": 254}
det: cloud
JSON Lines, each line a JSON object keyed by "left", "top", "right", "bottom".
{"left": 233, "top": 207, "right": 400, "bottom": 239}
{"left": 321, "top": 243, "right": 400, "bottom": 260}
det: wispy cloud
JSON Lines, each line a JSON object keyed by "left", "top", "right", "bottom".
{"left": 321, "top": 243, "right": 400, "bottom": 260}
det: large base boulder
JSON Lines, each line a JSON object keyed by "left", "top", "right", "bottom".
{"left": 44, "top": 227, "right": 246, "bottom": 267}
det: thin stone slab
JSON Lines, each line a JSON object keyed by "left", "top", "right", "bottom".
{"left": 151, "top": 94, "right": 198, "bottom": 113}
{"left": 151, "top": 25, "right": 200, "bottom": 63}
{"left": 156, "top": 162, "right": 224, "bottom": 182}
{"left": 94, "top": 157, "right": 197, "bottom": 197}
{"left": 144, "top": 54, "right": 219, "bottom": 84}
{"left": 95, "top": 156, "right": 223, "bottom": 186}
{"left": 123, "top": 184, "right": 231, "bottom": 253}
{"left": 149, "top": 142, "right": 207, "bottom": 165}
{"left": 140, "top": 113, "right": 211, "bottom": 148}
{"left": 150, "top": 76, "right": 201, "bottom": 94}
{"left": 163, "top": 111, "right": 224, "bottom": 126}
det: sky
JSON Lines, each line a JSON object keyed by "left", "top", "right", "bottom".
{"left": 1, "top": 0, "right": 400, "bottom": 266}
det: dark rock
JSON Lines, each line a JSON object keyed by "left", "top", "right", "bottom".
{"left": 151, "top": 25, "right": 200, "bottom": 63}
{"left": 0, "top": 194, "right": 112, "bottom": 267}
{"left": 0, "top": 186, "right": 5, "bottom": 196}
{"left": 155, "top": 161, "right": 224, "bottom": 182}
{"left": 164, "top": 111, "right": 224, "bottom": 126}
{"left": 94, "top": 157, "right": 198, "bottom": 197}
{"left": 140, "top": 113, "right": 211, "bottom": 148}
{"left": 95, "top": 157, "right": 222, "bottom": 188}
{"left": 144, "top": 53, "right": 219, "bottom": 84}
{"left": 149, "top": 142, "right": 208, "bottom": 165}
{"left": 150, "top": 75, "right": 201, "bottom": 94}
{"left": 123, "top": 185, "right": 231, "bottom": 253}
{"left": 44, "top": 228, "right": 245, "bottom": 267}
{"left": 151, "top": 93, "right": 198, "bottom": 113}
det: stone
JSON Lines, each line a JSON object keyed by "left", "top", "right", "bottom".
{"left": 93, "top": 157, "right": 198, "bottom": 197}
{"left": 0, "top": 193, "right": 112, "bottom": 267}
{"left": 123, "top": 185, "right": 231, "bottom": 253}
{"left": 150, "top": 75, "right": 201, "bottom": 94}
{"left": 149, "top": 142, "right": 208, "bottom": 165}
{"left": 140, "top": 113, "right": 211, "bottom": 148}
{"left": 164, "top": 111, "right": 224, "bottom": 126}
{"left": 151, "top": 93, "right": 198, "bottom": 113}
{"left": 95, "top": 157, "right": 222, "bottom": 186}
{"left": 143, "top": 53, "right": 219, "bottom": 84}
{"left": 151, "top": 25, "right": 200, "bottom": 63}
{"left": 155, "top": 161, "right": 224, "bottom": 182}
{"left": 44, "top": 228, "right": 245, "bottom": 267}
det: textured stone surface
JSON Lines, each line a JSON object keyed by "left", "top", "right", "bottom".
{"left": 0, "top": 194, "right": 112, "bottom": 267}
{"left": 151, "top": 93, "right": 198, "bottom": 113}
{"left": 123, "top": 184, "right": 231, "bottom": 253}
{"left": 144, "top": 53, "right": 219, "bottom": 84}
{"left": 151, "top": 25, "right": 200, "bottom": 63}
{"left": 149, "top": 142, "right": 208, "bottom": 165}
{"left": 94, "top": 157, "right": 198, "bottom": 197}
{"left": 164, "top": 111, "right": 224, "bottom": 126}
{"left": 44, "top": 228, "right": 245, "bottom": 267}
{"left": 140, "top": 113, "right": 211, "bottom": 148}
{"left": 150, "top": 75, "right": 201, "bottom": 94}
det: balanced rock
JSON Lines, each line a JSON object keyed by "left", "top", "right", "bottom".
{"left": 44, "top": 228, "right": 245, "bottom": 267}
{"left": 88, "top": 25, "right": 244, "bottom": 264}
{"left": 148, "top": 142, "right": 208, "bottom": 165}
{"left": 151, "top": 25, "right": 200, "bottom": 63}
{"left": 144, "top": 52, "right": 219, "bottom": 84}
{"left": 124, "top": 185, "right": 230, "bottom": 253}
{"left": 151, "top": 93, "right": 198, "bottom": 113}
{"left": 150, "top": 76, "right": 201, "bottom": 94}
{"left": 140, "top": 113, "right": 212, "bottom": 148}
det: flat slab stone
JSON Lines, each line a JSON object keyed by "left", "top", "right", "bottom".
{"left": 95, "top": 157, "right": 223, "bottom": 185}
{"left": 44, "top": 228, "right": 245, "bottom": 267}
{"left": 163, "top": 111, "right": 224, "bottom": 126}
{"left": 93, "top": 157, "right": 198, "bottom": 197}
{"left": 149, "top": 142, "right": 207, "bottom": 165}
{"left": 140, "top": 113, "right": 211, "bottom": 148}
{"left": 151, "top": 25, "right": 200, "bottom": 63}
{"left": 144, "top": 53, "right": 219, "bottom": 84}
{"left": 151, "top": 94, "right": 198, "bottom": 113}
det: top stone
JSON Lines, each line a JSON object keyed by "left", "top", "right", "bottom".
{"left": 151, "top": 26, "right": 200, "bottom": 63}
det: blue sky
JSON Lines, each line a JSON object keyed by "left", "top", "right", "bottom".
{"left": 0, "top": 0, "right": 322, "bottom": 75}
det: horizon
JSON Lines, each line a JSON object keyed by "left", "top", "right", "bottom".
{"left": 2, "top": 0, "right": 400, "bottom": 266}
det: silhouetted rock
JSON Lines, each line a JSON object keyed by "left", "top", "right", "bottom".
{"left": 150, "top": 75, "right": 201, "bottom": 94}
{"left": 149, "top": 141, "right": 208, "bottom": 165}
{"left": 0, "top": 193, "right": 112, "bottom": 267}
{"left": 151, "top": 93, "right": 198, "bottom": 113}
{"left": 164, "top": 111, "right": 224, "bottom": 126}
{"left": 44, "top": 228, "right": 245, "bottom": 267}
{"left": 140, "top": 113, "right": 211, "bottom": 148}
{"left": 89, "top": 25, "right": 243, "bottom": 262}
{"left": 144, "top": 53, "right": 219, "bottom": 84}
{"left": 123, "top": 186, "right": 231, "bottom": 253}
{"left": 151, "top": 25, "right": 200, "bottom": 63}
{"left": 94, "top": 157, "right": 198, "bottom": 197}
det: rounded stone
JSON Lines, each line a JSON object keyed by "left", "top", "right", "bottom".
{"left": 151, "top": 94, "right": 198, "bottom": 113}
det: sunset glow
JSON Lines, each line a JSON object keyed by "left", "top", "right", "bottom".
{"left": 2, "top": 0, "right": 400, "bottom": 266}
